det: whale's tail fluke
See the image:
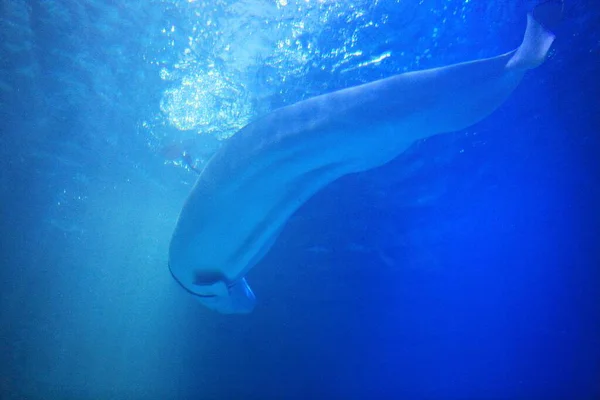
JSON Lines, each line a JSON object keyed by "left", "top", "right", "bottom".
{"left": 507, "top": 0, "right": 563, "bottom": 70}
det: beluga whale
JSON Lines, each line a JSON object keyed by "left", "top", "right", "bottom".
{"left": 169, "top": 2, "right": 562, "bottom": 313}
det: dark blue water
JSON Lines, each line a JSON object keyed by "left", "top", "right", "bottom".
{"left": 1, "top": 1, "right": 598, "bottom": 399}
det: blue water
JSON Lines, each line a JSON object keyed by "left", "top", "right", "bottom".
{"left": 1, "top": 1, "right": 598, "bottom": 399}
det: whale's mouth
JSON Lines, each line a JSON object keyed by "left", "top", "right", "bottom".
{"left": 168, "top": 262, "right": 218, "bottom": 298}
{"left": 168, "top": 263, "right": 256, "bottom": 314}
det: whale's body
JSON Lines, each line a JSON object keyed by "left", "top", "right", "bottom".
{"left": 169, "top": 9, "right": 558, "bottom": 313}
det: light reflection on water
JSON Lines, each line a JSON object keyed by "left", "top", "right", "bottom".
{"left": 148, "top": 0, "right": 497, "bottom": 157}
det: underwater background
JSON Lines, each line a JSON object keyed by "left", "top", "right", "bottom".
{"left": 1, "top": 0, "right": 598, "bottom": 399}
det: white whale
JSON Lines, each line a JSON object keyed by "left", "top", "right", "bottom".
{"left": 169, "top": 4, "right": 560, "bottom": 313}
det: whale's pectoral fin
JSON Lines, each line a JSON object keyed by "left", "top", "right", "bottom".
{"left": 507, "top": 1, "right": 562, "bottom": 70}
{"left": 194, "top": 278, "right": 256, "bottom": 314}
